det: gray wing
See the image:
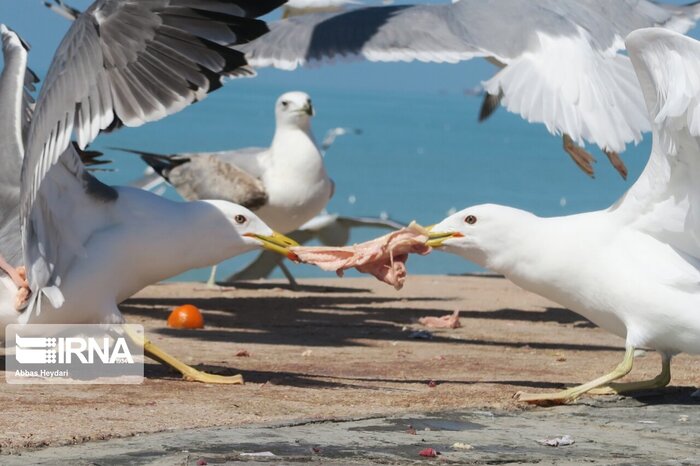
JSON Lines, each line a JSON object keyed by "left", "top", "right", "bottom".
{"left": 240, "top": 0, "right": 700, "bottom": 69}
{"left": 0, "top": 26, "right": 29, "bottom": 268}
{"left": 20, "top": 0, "right": 284, "bottom": 312}
{"left": 21, "top": 67, "right": 39, "bottom": 146}
{"left": 21, "top": 0, "right": 284, "bottom": 236}
{"left": 167, "top": 154, "right": 269, "bottom": 209}
{"left": 239, "top": 3, "right": 481, "bottom": 69}
{"left": 115, "top": 146, "right": 269, "bottom": 207}
{"left": 241, "top": 0, "right": 700, "bottom": 154}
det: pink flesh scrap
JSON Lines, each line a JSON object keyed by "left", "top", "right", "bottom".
{"left": 418, "top": 310, "right": 462, "bottom": 329}
{"left": 291, "top": 223, "right": 431, "bottom": 290}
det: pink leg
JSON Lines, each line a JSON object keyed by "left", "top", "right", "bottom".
{"left": 0, "top": 257, "right": 31, "bottom": 310}
{"left": 0, "top": 255, "right": 27, "bottom": 289}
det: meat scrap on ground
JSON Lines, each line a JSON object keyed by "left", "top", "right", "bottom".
{"left": 291, "top": 222, "right": 431, "bottom": 290}
{"left": 419, "top": 310, "right": 462, "bottom": 329}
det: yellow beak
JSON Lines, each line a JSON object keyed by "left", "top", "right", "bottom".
{"left": 425, "top": 229, "right": 464, "bottom": 248}
{"left": 245, "top": 231, "right": 300, "bottom": 261}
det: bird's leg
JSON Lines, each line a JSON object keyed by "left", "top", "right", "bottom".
{"left": 0, "top": 256, "right": 31, "bottom": 311}
{"left": 279, "top": 262, "right": 299, "bottom": 290}
{"left": 588, "top": 353, "right": 671, "bottom": 395}
{"left": 0, "top": 255, "right": 27, "bottom": 289}
{"left": 124, "top": 326, "right": 243, "bottom": 384}
{"left": 515, "top": 346, "right": 635, "bottom": 405}
{"left": 206, "top": 265, "right": 218, "bottom": 288}
{"left": 14, "top": 267, "right": 31, "bottom": 310}
{"left": 603, "top": 149, "right": 628, "bottom": 180}
{"left": 563, "top": 134, "right": 596, "bottom": 178}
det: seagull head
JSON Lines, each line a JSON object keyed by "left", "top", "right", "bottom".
{"left": 276, "top": 91, "right": 315, "bottom": 128}
{"left": 214, "top": 203, "right": 300, "bottom": 261}
{"left": 425, "top": 204, "right": 533, "bottom": 268}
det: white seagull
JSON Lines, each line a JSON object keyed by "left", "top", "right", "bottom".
{"left": 0, "top": 0, "right": 294, "bottom": 384}
{"left": 425, "top": 28, "right": 700, "bottom": 404}
{"left": 117, "top": 92, "right": 334, "bottom": 234}
{"left": 115, "top": 91, "right": 335, "bottom": 285}
{"left": 237, "top": 0, "right": 700, "bottom": 179}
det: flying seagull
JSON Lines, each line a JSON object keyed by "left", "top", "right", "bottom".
{"left": 237, "top": 0, "right": 700, "bottom": 179}
{"left": 425, "top": 28, "right": 700, "bottom": 404}
{"left": 114, "top": 91, "right": 335, "bottom": 285}
{"left": 0, "top": 0, "right": 293, "bottom": 385}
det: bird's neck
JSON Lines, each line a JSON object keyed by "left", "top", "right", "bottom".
{"left": 173, "top": 201, "right": 252, "bottom": 271}
{"left": 271, "top": 122, "right": 317, "bottom": 147}
{"left": 480, "top": 212, "right": 605, "bottom": 301}
{"left": 123, "top": 196, "right": 250, "bottom": 286}
{"left": 269, "top": 125, "right": 325, "bottom": 175}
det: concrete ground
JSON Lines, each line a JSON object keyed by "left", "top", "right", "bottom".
{"left": 1, "top": 276, "right": 698, "bottom": 464}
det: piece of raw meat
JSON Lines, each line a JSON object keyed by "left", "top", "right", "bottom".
{"left": 291, "top": 222, "right": 431, "bottom": 290}
{"left": 418, "top": 310, "right": 462, "bottom": 329}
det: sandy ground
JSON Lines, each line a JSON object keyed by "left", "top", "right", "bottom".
{"left": 1, "top": 275, "right": 698, "bottom": 455}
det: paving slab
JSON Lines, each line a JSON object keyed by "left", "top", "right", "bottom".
{"left": 7, "top": 392, "right": 700, "bottom": 465}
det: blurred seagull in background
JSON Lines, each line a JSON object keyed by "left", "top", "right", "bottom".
{"left": 238, "top": 0, "right": 700, "bottom": 179}
{"left": 114, "top": 92, "right": 335, "bottom": 285}
{"left": 321, "top": 126, "right": 362, "bottom": 155}
{"left": 0, "top": 0, "right": 292, "bottom": 384}
{"left": 425, "top": 28, "right": 700, "bottom": 404}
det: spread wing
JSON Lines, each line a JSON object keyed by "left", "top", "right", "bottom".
{"left": 0, "top": 26, "right": 30, "bottom": 268}
{"left": 613, "top": 28, "right": 700, "bottom": 260}
{"left": 20, "top": 0, "right": 284, "bottom": 313}
{"left": 21, "top": 0, "right": 284, "bottom": 235}
{"left": 240, "top": 0, "right": 700, "bottom": 152}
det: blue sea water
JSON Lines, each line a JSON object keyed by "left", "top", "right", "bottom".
{"left": 89, "top": 79, "right": 651, "bottom": 282}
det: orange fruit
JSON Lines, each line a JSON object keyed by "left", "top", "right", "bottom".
{"left": 167, "top": 304, "right": 204, "bottom": 329}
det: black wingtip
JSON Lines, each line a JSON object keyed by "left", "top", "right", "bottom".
{"left": 478, "top": 92, "right": 502, "bottom": 122}
{"left": 111, "top": 147, "right": 189, "bottom": 181}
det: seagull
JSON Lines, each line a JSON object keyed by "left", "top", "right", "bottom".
{"left": 320, "top": 126, "right": 362, "bottom": 155}
{"left": 425, "top": 28, "right": 700, "bottom": 404}
{"left": 237, "top": 0, "right": 700, "bottom": 179}
{"left": 0, "top": 0, "right": 294, "bottom": 385}
{"left": 114, "top": 91, "right": 335, "bottom": 285}
{"left": 228, "top": 212, "right": 404, "bottom": 286}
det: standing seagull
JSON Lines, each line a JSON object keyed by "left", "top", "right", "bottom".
{"left": 0, "top": 0, "right": 296, "bottom": 385}
{"left": 425, "top": 28, "right": 700, "bottom": 404}
{"left": 115, "top": 91, "right": 334, "bottom": 284}
{"left": 237, "top": 0, "right": 700, "bottom": 179}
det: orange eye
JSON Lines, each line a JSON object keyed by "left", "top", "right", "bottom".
{"left": 465, "top": 215, "right": 477, "bottom": 225}
{"left": 234, "top": 215, "right": 246, "bottom": 224}
{"left": 167, "top": 304, "right": 204, "bottom": 329}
